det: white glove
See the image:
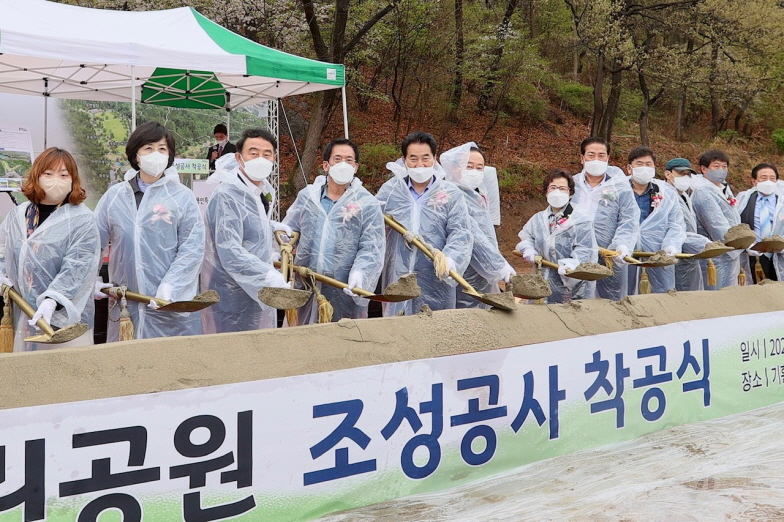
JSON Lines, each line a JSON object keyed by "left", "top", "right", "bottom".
{"left": 445, "top": 256, "right": 457, "bottom": 275}
{"left": 502, "top": 263, "right": 516, "bottom": 284}
{"left": 664, "top": 246, "right": 679, "bottom": 257}
{"left": 343, "top": 271, "right": 363, "bottom": 297}
{"left": 0, "top": 273, "right": 13, "bottom": 290}
{"left": 271, "top": 251, "right": 282, "bottom": 263}
{"left": 557, "top": 258, "right": 580, "bottom": 276}
{"left": 521, "top": 248, "right": 537, "bottom": 263}
{"left": 271, "top": 221, "right": 293, "bottom": 242}
{"left": 266, "top": 269, "right": 291, "bottom": 289}
{"left": 149, "top": 282, "right": 173, "bottom": 310}
{"left": 29, "top": 298, "right": 57, "bottom": 328}
{"left": 94, "top": 278, "right": 112, "bottom": 300}
{"left": 147, "top": 299, "right": 160, "bottom": 310}
{"left": 614, "top": 245, "right": 630, "bottom": 265}
{"left": 746, "top": 247, "right": 763, "bottom": 257}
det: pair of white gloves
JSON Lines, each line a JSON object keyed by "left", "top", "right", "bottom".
{"left": 93, "top": 279, "right": 174, "bottom": 310}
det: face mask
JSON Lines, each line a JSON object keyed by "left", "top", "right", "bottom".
{"left": 39, "top": 176, "right": 72, "bottom": 203}
{"left": 459, "top": 169, "right": 484, "bottom": 190}
{"left": 705, "top": 168, "right": 728, "bottom": 184}
{"left": 138, "top": 151, "right": 169, "bottom": 178}
{"left": 757, "top": 180, "right": 777, "bottom": 196}
{"left": 584, "top": 160, "right": 608, "bottom": 176}
{"left": 328, "top": 162, "right": 355, "bottom": 185}
{"left": 408, "top": 166, "right": 434, "bottom": 184}
{"left": 547, "top": 190, "right": 570, "bottom": 209}
{"left": 631, "top": 166, "right": 656, "bottom": 185}
{"left": 672, "top": 175, "right": 692, "bottom": 193}
{"left": 217, "top": 139, "right": 228, "bottom": 147}
{"left": 241, "top": 157, "right": 273, "bottom": 181}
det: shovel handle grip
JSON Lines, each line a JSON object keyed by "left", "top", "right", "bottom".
{"left": 383, "top": 214, "right": 480, "bottom": 295}
{"left": 598, "top": 247, "right": 641, "bottom": 265}
{"left": 274, "top": 230, "right": 299, "bottom": 284}
{"left": 273, "top": 261, "right": 375, "bottom": 297}
{"left": 511, "top": 249, "right": 559, "bottom": 270}
{"left": 4, "top": 286, "right": 55, "bottom": 337}
{"left": 101, "top": 288, "right": 169, "bottom": 308}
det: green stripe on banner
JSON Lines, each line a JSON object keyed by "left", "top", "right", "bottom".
{"left": 190, "top": 8, "right": 345, "bottom": 87}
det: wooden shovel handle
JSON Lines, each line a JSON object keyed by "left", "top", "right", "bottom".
{"left": 634, "top": 250, "right": 693, "bottom": 260}
{"left": 598, "top": 247, "right": 641, "bottom": 265}
{"left": 100, "top": 288, "right": 169, "bottom": 308}
{"left": 511, "top": 249, "right": 559, "bottom": 270}
{"left": 383, "top": 214, "right": 479, "bottom": 294}
{"left": 4, "top": 286, "right": 55, "bottom": 336}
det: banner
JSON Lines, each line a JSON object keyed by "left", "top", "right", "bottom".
{"left": 0, "top": 124, "right": 33, "bottom": 192}
{"left": 1, "top": 312, "right": 783, "bottom": 521}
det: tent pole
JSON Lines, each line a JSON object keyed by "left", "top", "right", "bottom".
{"left": 130, "top": 65, "right": 137, "bottom": 132}
{"left": 43, "top": 78, "right": 49, "bottom": 149}
{"left": 341, "top": 87, "right": 349, "bottom": 139}
{"left": 227, "top": 109, "right": 231, "bottom": 137}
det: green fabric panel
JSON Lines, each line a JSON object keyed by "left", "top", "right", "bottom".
{"left": 190, "top": 8, "right": 344, "bottom": 87}
{"left": 141, "top": 68, "right": 227, "bottom": 109}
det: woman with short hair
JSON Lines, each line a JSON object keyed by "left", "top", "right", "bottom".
{"left": 0, "top": 147, "right": 100, "bottom": 350}
{"left": 94, "top": 121, "right": 204, "bottom": 341}
{"left": 516, "top": 169, "right": 598, "bottom": 303}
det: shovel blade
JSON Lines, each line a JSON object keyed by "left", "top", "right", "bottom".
{"left": 364, "top": 274, "right": 422, "bottom": 302}
{"left": 157, "top": 290, "right": 221, "bottom": 312}
{"left": 470, "top": 291, "right": 517, "bottom": 311}
{"left": 258, "top": 287, "right": 312, "bottom": 310}
{"left": 692, "top": 246, "right": 735, "bottom": 259}
{"left": 750, "top": 239, "right": 784, "bottom": 253}
{"left": 24, "top": 322, "right": 89, "bottom": 344}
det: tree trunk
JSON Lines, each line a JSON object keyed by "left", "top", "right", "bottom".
{"left": 590, "top": 54, "right": 605, "bottom": 136}
{"left": 528, "top": 0, "right": 536, "bottom": 39}
{"left": 638, "top": 70, "right": 650, "bottom": 146}
{"left": 599, "top": 65, "right": 622, "bottom": 142}
{"left": 709, "top": 44, "right": 721, "bottom": 137}
{"left": 291, "top": 90, "right": 339, "bottom": 193}
{"left": 449, "top": 0, "right": 464, "bottom": 122}
{"left": 477, "top": 0, "right": 520, "bottom": 111}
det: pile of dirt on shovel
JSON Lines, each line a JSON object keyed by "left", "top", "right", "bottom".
{"left": 645, "top": 251, "right": 677, "bottom": 266}
{"left": 510, "top": 274, "right": 551, "bottom": 299}
{"left": 193, "top": 290, "right": 220, "bottom": 302}
{"left": 724, "top": 224, "right": 756, "bottom": 244}
{"left": 573, "top": 262, "right": 613, "bottom": 276}
{"left": 384, "top": 274, "right": 421, "bottom": 297}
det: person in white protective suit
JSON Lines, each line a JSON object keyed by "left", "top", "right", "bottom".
{"left": 691, "top": 149, "right": 742, "bottom": 289}
{"left": 624, "top": 147, "right": 685, "bottom": 294}
{"left": 201, "top": 128, "right": 292, "bottom": 333}
{"left": 282, "top": 138, "right": 385, "bottom": 323}
{"left": 571, "top": 137, "right": 640, "bottom": 301}
{"left": 517, "top": 169, "right": 598, "bottom": 303}
{"left": 0, "top": 148, "right": 100, "bottom": 351}
{"left": 735, "top": 163, "right": 782, "bottom": 284}
{"left": 663, "top": 158, "right": 708, "bottom": 291}
{"left": 94, "top": 122, "right": 205, "bottom": 341}
{"left": 439, "top": 142, "right": 515, "bottom": 309}
{"left": 376, "top": 131, "right": 473, "bottom": 316}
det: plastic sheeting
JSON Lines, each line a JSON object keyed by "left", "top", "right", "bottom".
{"left": 317, "top": 402, "right": 784, "bottom": 521}
{"left": 283, "top": 175, "right": 385, "bottom": 323}
{"left": 0, "top": 202, "right": 100, "bottom": 351}
{"left": 517, "top": 202, "right": 598, "bottom": 303}
{"left": 736, "top": 185, "right": 784, "bottom": 282}
{"left": 676, "top": 192, "right": 708, "bottom": 291}
{"left": 572, "top": 167, "right": 640, "bottom": 301}
{"left": 690, "top": 174, "right": 741, "bottom": 290}
{"left": 376, "top": 161, "right": 472, "bottom": 316}
{"left": 201, "top": 166, "right": 278, "bottom": 333}
{"left": 439, "top": 143, "right": 511, "bottom": 309}
{"left": 95, "top": 168, "right": 204, "bottom": 341}
{"left": 628, "top": 179, "right": 686, "bottom": 294}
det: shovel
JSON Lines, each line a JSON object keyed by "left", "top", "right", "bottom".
{"left": 101, "top": 288, "right": 220, "bottom": 312}
{"left": 3, "top": 285, "right": 89, "bottom": 344}
{"left": 257, "top": 231, "right": 313, "bottom": 310}
{"left": 512, "top": 250, "right": 612, "bottom": 281}
{"left": 723, "top": 223, "right": 757, "bottom": 250}
{"left": 383, "top": 215, "right": 516, "bottom": 311}
{"left": 275, "top": 261, "right": 421, "bottom": 302}
{"left": 749, "top": 236, "right": 784, "bottom": 254}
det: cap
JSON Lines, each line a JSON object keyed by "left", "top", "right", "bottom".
{"left": 665, "top": 158, "right": 696, "bottom": 173}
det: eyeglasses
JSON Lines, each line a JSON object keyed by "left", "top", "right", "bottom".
{"left": 547, "top": 185, "right": 570, "bottom": 193}
{"left": 331, "top": 158, "right": 356, "bottom": 166}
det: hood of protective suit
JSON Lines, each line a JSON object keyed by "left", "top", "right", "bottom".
{"left": 124, "top": 165, "right": 179, "bottom": 182}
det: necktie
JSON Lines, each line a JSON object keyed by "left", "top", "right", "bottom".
{"left": 217, "top": 145, "right": 223, "bottom": 156}
{"left": 760, "top": 197, "right": 773, "bottom": 240}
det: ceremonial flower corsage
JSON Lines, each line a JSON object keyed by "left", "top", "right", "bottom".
{"left": 651, "top": 194, "right": 663, "bottom": 208}
{"left": 727, "top": 196, "right": 738, "bottom": 207}
{"left": 427, "top": 190, "right": 450, "bottom": 211}
{"left": 339, "top": 202, "right": 361, "bottom": 224}
{"left": 151, "top": 204, "right": 173, "bottom": 224}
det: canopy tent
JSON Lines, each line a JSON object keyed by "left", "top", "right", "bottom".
{"left": 0, "top": 0, "right": 347, "bottom": 132}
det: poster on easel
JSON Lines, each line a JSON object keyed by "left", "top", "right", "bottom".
{"left": 0, "top": 124, "right": 34, "bottom": 192}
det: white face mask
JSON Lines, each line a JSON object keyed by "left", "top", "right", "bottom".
{"left": 39, "top": 176, "right": 72, "bottom": 204}
{"left": 584, "top": 160, "right": 608, "bottom": 176}
{"left": 217, "top": 139, "right": 228, "bottom": 147}
{"left": 328, "top": 162, "right": 355, "bottom": 185}
{"left": 547, "top": 190, "right": 570, "bottom": 209}
{"left": 757, "top": 180, "right": 777, "bottom": 196}
{"left": 459, "top": 168, "right": 484, "bottom": 190}
{"left": 631, "top": 166, "right": 656, "bottom": 185}
{"left": 706, "top": 168, "right": 728, "bottom": 184}
{"left": 408, "top": 165, "right": 434, "bottom": 184}
{"left": 672, "top": 175, "right": 692, "bottom": 193}
{"left": 138, "top": 151, "right": 169, "bottom": 178}
{"left": 241, "top": 157, "right": 273, "bottom": 181}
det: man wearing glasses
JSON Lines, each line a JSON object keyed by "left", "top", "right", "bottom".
{"left": 571, "top": 137, "right": 640, "bottom": 300}
{"left": 282, "top": 138, "right": 385, "bottom": 323}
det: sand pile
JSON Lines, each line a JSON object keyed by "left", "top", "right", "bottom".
{"left": 383, "top": 274, "right": 421, "bottom": 297}
{"left": 510, "top": 274, "right": 551, "bottom": 299}
{"left": 724, "top": 224, "right": 756, "bottom": 249}
{"left": 258, "top": 287, "right": 311, "bottom": 309}
{"left": 193, "top": 290, "right": 220, "bottom": 303}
